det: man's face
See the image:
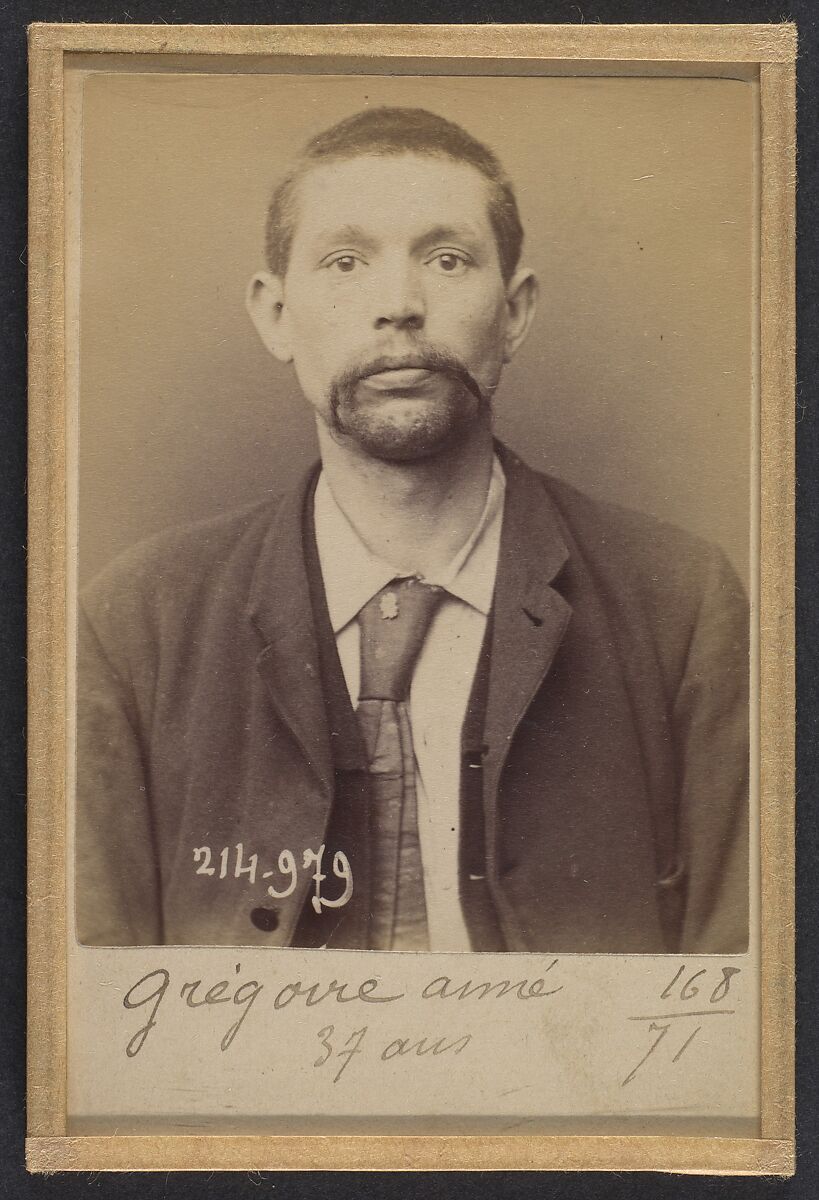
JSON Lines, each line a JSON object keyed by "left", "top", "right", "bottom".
{"left": 251, "top": 152, "right": 535, "bottom": 462}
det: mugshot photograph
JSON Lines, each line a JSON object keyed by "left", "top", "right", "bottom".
{"left": 75, "top": 106, "right": 749, "bottom": 954}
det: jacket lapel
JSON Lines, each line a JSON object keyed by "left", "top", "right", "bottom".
{"left": 246, "top": 464, "right": 335, "bottom": 799}
{"left": 483, "top": 448, "right": 573, "bottom": 884}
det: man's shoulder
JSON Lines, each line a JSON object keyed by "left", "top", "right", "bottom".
{"left": 541, "top": 469, "right": 709, "bottom": 559}
{"left": 80, "top": 493, "right": 286, "bottom": 623}
{"left": 519, "top": 463, "right": 748, "bottom": 693}
{"left": 527, "top": 463, "right": 745, "bottom": 610}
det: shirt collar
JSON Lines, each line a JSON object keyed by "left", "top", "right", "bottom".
{"left": 314, "top": 455, "right": 506, "bottom": 634}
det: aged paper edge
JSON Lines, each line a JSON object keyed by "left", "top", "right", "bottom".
{"left": 25, "top": 1134, "right": 794, "bottom": 1175}
{"left": 27, "top": 43, "right": 68, "bottom": 1140}
{"left": 757, "top": 59, "right": 796, "bottom": 1145}
{"left": 26, "top": 23, "right": 796, "bottom": 1176}
{"left": 27, "top": 22, "right": 797, "bottom": 62}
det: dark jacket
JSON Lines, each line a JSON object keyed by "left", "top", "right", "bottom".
{"left": 76, "top": 445, "right": 749, "bottom": 952}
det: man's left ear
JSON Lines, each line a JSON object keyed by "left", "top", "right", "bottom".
{"left": 245, "top": 271, "right": 293, "bottom": 363}
{"left": 502, "top": 268, "right": 538, "bottom": 363}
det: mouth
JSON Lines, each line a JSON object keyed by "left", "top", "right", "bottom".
{"left": 338, "top": 353, "right": 487, "bottom": 408}
{"left": 360, "top": 367, "right": 437, "bottom": 391}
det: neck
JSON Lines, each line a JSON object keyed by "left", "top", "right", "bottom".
{"left": 317, "top": 420, "right": 495, "bottom": 577}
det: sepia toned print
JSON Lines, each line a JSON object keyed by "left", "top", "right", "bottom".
{"left": 75, "top": 99, "right": 749, "bottom": 954}
{"left": 27, "top": 23, "right": 795, "bottom": 1173}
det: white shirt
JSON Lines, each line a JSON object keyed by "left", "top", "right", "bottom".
{"left": 313, "top": 457, "right": 506, "bottom": 951}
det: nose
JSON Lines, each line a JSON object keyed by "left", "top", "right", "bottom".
{"left": 372, "top": 262, "right": 425, "bottom": 331}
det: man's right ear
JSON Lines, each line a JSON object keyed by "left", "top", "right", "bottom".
{"left": 245, "top": 272, "right": 293, "bottom": 363}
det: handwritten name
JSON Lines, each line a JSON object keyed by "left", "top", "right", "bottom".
{"left": 121, "top": 961, "right": 564, "bottom": 1057}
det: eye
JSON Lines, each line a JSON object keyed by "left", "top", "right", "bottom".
{"left": 427, "top": 250, "right": 471, "bottom": 276}
{"left": 321, "top": 252, "right": 366, "bottom": 274}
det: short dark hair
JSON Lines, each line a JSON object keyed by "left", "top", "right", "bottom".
{"left": 264, "top": 106, "right": 524, "bottom": 283}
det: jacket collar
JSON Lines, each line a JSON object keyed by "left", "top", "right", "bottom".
{"left": 483, "top": 444, "right": 572, "bottom": 796}
{"left": 245, "top": 443, "right": 573, "bottom": 799}
{"left": 246, "top": 462, "right": 336, "bottom": 795}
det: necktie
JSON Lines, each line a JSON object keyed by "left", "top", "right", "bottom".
{"left": 356, "top": 577, "right": 444, "bottom": 950}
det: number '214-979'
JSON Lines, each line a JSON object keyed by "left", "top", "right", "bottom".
{"left": 193, "top": 843, "right": 353, "bottom": 914}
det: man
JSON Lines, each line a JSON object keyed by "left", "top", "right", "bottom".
{"left": 76, "top": 106, "right": 749, "bottom": 954}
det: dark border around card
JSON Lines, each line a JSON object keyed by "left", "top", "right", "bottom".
{"left": 3, "top": 0, "right": 817, "bottom": 1195}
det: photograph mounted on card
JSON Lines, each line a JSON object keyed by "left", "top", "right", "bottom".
{"left": 27, "top": 22, "right": 795, "bottom": 1173}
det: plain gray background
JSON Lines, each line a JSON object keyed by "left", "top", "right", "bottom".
{"left": 77, "top": 71, "right": 755, "bottom": 585}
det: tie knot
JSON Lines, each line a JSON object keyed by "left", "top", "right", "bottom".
{"left": 357, "top": 577, "right": 445, "bottom": 701}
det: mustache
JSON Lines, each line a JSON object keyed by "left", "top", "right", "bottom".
{"left": 332, "top": 348, "right": 488, "bottom": 405}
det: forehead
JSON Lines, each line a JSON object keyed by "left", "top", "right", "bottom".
{"left": 289, "top": 152, "right": 495, "bottom": 245}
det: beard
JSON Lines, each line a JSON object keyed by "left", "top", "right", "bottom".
{"left": 326, "top": 347, "right": 492, "bottom": 463}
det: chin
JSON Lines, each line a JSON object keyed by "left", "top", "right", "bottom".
{"left": 332, "top": 389, "right": 486, "bottom": 463}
